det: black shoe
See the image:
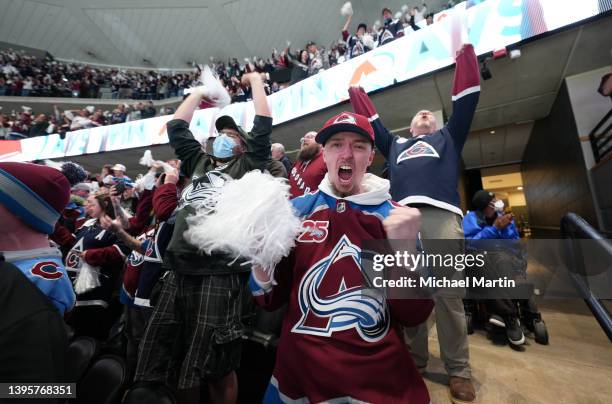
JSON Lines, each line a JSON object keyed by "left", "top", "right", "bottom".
{"left": 505, "top": 316, "right": 525, "bottom": 345}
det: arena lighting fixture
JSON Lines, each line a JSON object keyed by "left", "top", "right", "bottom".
{"left": 490, "top": 130, "right": 495, "bottom": 134}
{"left": 517, "top": 186, "right": 523, "bottom": 190}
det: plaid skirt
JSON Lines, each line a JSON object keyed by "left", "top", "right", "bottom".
{"left": 135, "top": 271, "right": 249, "bottom": 389}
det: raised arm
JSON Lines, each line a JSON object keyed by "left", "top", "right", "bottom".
{"left": 241, "top": 73, "right": 273, "bottom": 166}
{"left": 242, "top": 72, "right": 271, "bottom": 118}
{"left": 174, "top": 91, "right": 203, "bottom": 124}
{"left": 342, "top": 14, "right": 352, "bottom": 40}
{"left": 446, "top": 44, "right": 480, "bottom": 151}
{"left": 348, "top": 86, "right": 395, "bottom": 159}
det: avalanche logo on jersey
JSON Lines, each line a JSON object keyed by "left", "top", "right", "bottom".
{"left": 292, "top": 235, "right": 390, "bottom": 342}
{"left": 396, "top": 140, "right": 440, "bottom": 164}
{"left": 178, "top": 170, "right": 232, "bottom": 211}
{"left": 31, "top": 261, "right": 63, "bottom": 280}
{"left": 65, "top": 238, "right": 85, "bottom": 271}
{"left": 128, "top": 249, "right": 145, "bottom": 267}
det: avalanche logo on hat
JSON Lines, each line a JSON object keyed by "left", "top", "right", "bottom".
{"left": 397, "top": 141, "right": 440, "bottom": 164}
{"left": 333, "top": 113, "right": 357, "bottom": 125}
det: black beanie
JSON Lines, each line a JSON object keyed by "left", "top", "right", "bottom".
{"left": 472, "top": 190, "right": 494, "bottom": 211}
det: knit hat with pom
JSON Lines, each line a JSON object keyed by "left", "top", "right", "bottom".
{"left": 0, "top": 161, "right": 86, "bottom": 234}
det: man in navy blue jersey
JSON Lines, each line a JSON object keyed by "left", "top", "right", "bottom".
{"left": 350, "top": 43, "right": 480, "bottom": 403}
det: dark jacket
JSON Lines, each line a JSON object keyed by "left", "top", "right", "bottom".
{"left": 0, "top": 260, "right": 67, "bottom": 384}
{"left": 164, "top": 116, "right": 272, "bottom": 275}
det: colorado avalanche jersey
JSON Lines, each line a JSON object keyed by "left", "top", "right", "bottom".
{"left": 135, "top": 221, "right": 174, "bottom": 307}
{"left": 341, "top": 31, "right": 371, "bottom": 59}
{"left": 350, "top": 44, "right": 480, "bottom": 216}
{"left": 250, "top": 174, "right": 433, "bottom": 404}
{"left": 288, "top": 152, "right": 327, "bottom": 198}
{"left": 3, "top": 247, "right": 75, "bottom": 315}
{"left": 65, "top": 219, "right": 130, "bottom": 308}
{"left": 378, "top": 18, "right": 404, "bottom": 46}
{"left": 119, "top": 229, "right": 154, "bottom": 306}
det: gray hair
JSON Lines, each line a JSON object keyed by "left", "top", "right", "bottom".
{"left": 271, "top": 143, "right": 285, "bottom": 154}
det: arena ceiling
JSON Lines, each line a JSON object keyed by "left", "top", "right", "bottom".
{"left": 0, "top": 0, "right": 447, "bottom": 69}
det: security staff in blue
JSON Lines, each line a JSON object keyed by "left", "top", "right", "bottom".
{"left": 350, "top": 44, "right": 480, "bottom": 403}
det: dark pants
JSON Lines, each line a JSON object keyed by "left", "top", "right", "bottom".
{"left": 484, "top": 299, "right": 517, "bottom": 318}
{"left": 125, "top": 305, "right": 153, "bottom": 382}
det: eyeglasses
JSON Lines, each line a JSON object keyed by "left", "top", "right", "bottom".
{"left": 300, "top": 135, "right": 316, "bottom": 144}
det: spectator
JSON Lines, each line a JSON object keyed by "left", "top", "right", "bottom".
{"left": 0, "top": 162, "right": 77, "bottom": 385}
{"left": 249, "top": 111, "right": 433, "bottom": 403}
{"left": 348, "top": 44, "right": 480, "bottom": 403}
{"left": 289, "top": 131, "right": 327, "bottom": 198}
{"left": 285, "top": 49, "right": 310, "bottom": 84}
{"left": 65, "top": 108, "right": 99, "bottom": 131}
{"left": 413, "top": 4, "right": 428, "bottom": 23}
{"left": 378, "top": 7, "right": 405, "bottom": 46}
{"left": 341, "top": 10, "right": 373, "bottom": 60}
{"left": 21, "top": 76, "right": 33, "bottom": 96}
{"left": 27, "top": 113, "right": 49, "bottom": 137}
{"left": 271, "top": 142, "right": 293, "bottom": 174}
{"left": 110, "top": 104, "right": 128, "bottom": 124}
{"left": 0, "top": 114, "right": 11, "bottom": 139}
{"left": 463, "top": 190, "right": 525, "bottom": 346}
{"left": 141, "top": 100, "right": 156, "bottom": 119}
{"left": 306, "top": 41, "right": 328, "bottom": 75}
{"left": 134, "top": 72, "right": 272, "bottom": 404}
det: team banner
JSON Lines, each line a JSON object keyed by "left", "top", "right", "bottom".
{"left": 2, "top": 0, "right": 610, "bottom": 162}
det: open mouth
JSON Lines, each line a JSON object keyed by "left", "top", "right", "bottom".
{"left": 338, "top": 164, "right": 353, "bottom": 182}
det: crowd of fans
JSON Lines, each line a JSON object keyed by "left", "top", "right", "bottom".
{"left": 0, "top": 102, "right": 175, "bottom": 139}
{"left": 1, "top": 2, "right": 456, "bottom": 140}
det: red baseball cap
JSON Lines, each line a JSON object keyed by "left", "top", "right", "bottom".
{"left": 315, "top": 111, "right": 375, "bottom": 145}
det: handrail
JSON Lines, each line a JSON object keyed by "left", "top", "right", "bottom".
{"left": 589, "top": 107, "right": 612, "bottom": 164}
{"left": 560, "top": 212, "right": 612, "bottom": 342}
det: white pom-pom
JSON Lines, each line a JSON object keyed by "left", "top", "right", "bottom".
{"left": 394, "top": 11, "right": 402, "bottom": 20}
{"left": 341, "top": 1, "right": 353, "bottom": 16}
{"left": 185, "top": 66, "right": 231, "bottom": 108}
{"left": 200, "top": 65, "right": 231, "bottom": 108}
{"left": 373, "top": 19, "right": 381, "bottom": 30}
{"left": 362, "top": 33, "right": 376, "bottom": 50}
{"left": 139, "top": 149, "right": 174, "bottom": 173}
{"left": 184, "top": 170, "right": 302, "bottom": 278}
{"left": 139, "top": 149, "right": 155, "bottom": 167}
{"left": 134, "top": 171, "right": 157, "bottom": 192}
{"left": 43, "top": 159, "right": 63, "bottom": 170}
{"left": 401, "top": 4, "right": 409, "bottom": 13}
{"left": 74, "top": 262, "right": 101, "bottom": 295}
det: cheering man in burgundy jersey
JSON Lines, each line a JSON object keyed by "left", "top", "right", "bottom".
{"left": 251, "top": 111, "right": 433, "bottom": 403}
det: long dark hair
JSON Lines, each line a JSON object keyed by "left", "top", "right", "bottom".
{"left": 94, "top": 194, "right": 115, "bottom": 219}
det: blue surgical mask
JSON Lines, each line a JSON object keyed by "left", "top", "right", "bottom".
{"left": 212, "top": 135, "right": 237, "bottom": 158}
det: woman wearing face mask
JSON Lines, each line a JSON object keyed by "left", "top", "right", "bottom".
{"left": 463, "top": 190, "right": 526, "bottom": 347}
